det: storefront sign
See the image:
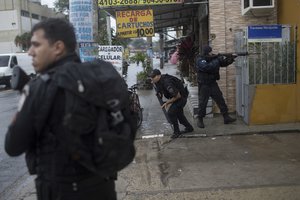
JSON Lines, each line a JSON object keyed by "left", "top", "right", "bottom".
{"left": 116, "top": 9, "right": 154, "bottom": 38}
{"left": 99, "top": 0, "right": 183, "bottom": 7}
{"left": 248, "top": 25, "right": 282, "bottom": 42}
{"left": 98, "top": 45, "right": 123, "bottom": 74}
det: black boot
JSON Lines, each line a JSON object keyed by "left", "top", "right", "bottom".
{"left": 181, "top": 125, "right": 194, "bottom": 134}
{"left": 197, "top": 117, "right": 205, "bottom": 128}
{"left": 171, "top": 124, "right": 181, "bottom": 139}
{"left": 223, "top": 113, "right": 236, "bottom": 124}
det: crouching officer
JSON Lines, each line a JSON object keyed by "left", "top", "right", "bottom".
{"left": 195, "top": 45, "right": 236, "bottom": 128}
{"left": 150, "top": 69, "right": 194, "bottom": 138}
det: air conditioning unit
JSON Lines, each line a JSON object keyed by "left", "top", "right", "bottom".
{"left": 242, "top": 0, "right": 275, "bottom": 16}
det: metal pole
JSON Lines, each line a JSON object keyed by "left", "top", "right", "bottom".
{"left": 159, "top": 33, "right": 164, "bottom": 69}
{"left": 294, "top": 25, "right": 297, "bottom": 83}
{"left": 106, "top": 14, "right": 112, "bottom": 45}
{"left": 147, "top": 37, "right": 153, "bottom": 68}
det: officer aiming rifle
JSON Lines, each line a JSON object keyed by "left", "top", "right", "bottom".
{"left": 195, "top": 46, "right": 239, "bottom": 128}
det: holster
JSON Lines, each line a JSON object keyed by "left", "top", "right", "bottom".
{"left": 25, "top": 150, "right": 37, "bottom": 175}
{"left": 35, "top": 178, "right": 55, "bottom": 200}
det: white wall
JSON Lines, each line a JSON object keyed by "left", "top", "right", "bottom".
{"left": 0, "top": 42, "right": 20, "bottom": 54}
{"left": 21, "top": 16, "right": 31, "bottom": 32}
{"left": 0, "top": 10, "right": 19, "bottom": 31}
{"left": 32, "top": 18, "right": 39, "bottom": 27}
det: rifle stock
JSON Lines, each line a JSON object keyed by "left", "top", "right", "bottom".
{"left": 156, "top": 93, "right": 171, "bottom": 124}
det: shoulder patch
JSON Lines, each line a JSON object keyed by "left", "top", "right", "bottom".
{"left": 40, "top": 74, "right": 50, "bottom": 82}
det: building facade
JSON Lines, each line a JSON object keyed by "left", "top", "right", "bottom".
{"left": 194, "top": 0, "right": 299, "bottom": 124}
{"left": 0, "top": 0, "right": 64, "bottom": 53}
{"left": 208, "top": 0, "right": 277, "bottom": 113}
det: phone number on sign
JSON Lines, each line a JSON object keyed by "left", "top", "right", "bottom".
{"left": 99, "top": 0, "right": 183, "bottom": 7}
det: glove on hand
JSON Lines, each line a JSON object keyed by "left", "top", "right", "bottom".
{"left": 225, "top": 56, "right": 235, "bottom": 65}
{"left": 217, "top": 55, "right": 225, "bottom": 63}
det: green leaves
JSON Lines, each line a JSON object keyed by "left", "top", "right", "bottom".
{"left": 14, "top": 32, "right": 31, "bottom": 51}
{"left": 54, "top": 0, "right": 69, "bottom": 14}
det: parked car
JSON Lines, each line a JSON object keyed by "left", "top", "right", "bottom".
{"left": 0, "top": 53, "right": 36, "bottom": 88}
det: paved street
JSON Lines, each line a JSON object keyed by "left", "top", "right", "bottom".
{"left": 0, "top": 60, "right": 299, "bottom": 200}
{"left": 0, "top": 89, "right": 31, "bottom": 200}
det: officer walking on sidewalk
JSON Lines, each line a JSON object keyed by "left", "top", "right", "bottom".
{"left": 5, "top": 18, "right": 117, "bottom": 200}
{"left": 195, "top": 45, "right": 236, "bottom": 128}
{"left": 150, "top": 69, "right": 194, "bottom": 138}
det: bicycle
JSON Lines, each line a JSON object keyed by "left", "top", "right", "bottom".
{"left": 128, "top": 84, "right": 143, "bottom": 128}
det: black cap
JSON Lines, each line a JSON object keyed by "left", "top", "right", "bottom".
{"left": 150, "top": 69, "right": 161, "bottom": 78}
{"left": 203, "top": 45, "right": 212, "bottom": 55}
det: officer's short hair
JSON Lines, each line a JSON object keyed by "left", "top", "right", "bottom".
{"left": 150, "top": 69, "right": 161, "bottom": 78}
{"left": 31, "top": 18, "right": 77, "bottom": 53}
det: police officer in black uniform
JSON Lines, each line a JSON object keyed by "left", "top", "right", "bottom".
{"left": 195, "top": 46, "right": 236, "bottom": 128}
{"left": 150, "top": 69, "right": 194, "bottom": 138}
{"left": 5, "top": 18, "right": 116, "bottom": 200}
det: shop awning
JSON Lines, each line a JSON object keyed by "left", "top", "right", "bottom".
{"left": 101, "top": 0, "right": 208, "bottom": 33}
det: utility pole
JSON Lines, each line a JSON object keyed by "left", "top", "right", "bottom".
{"left": 147, "top": 36, "right": 153, "bottom": 68}
{"left": 106, "top": 13, "right": 112, "bottom": 45}
{"left": 159, "top": 33, "right": 164, "bottom": 69}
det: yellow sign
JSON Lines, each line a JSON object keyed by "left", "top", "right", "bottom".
{"left": 99, "top": 0, "right": 183, "bottom": 7}
{"left": 116, "top": 9, "right": 155, "bottom": 38}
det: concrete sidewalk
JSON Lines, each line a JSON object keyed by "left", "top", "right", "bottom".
{"left": 138, "top": 61, "right": 300, "bottom": 139}
{"left": 9, "top": 61, "right": 300, "bottom": 200}
{"left": 117, "top": 61, "right": 300, "bottom": 199}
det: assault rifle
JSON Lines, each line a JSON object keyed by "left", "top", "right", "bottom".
{"left": 153, "top": 84, "right": 171, "bottom": 124}
{"left": 205, "top": 52, "right": 258, "bottom": 60}
{"left": 155, "top": 92, "right": 171, "bottom": 124}
{"left": 218, "top": 52, "right": 250, "bottom": 58}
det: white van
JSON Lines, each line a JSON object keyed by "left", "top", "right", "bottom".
{"left": 0, "top": 53, "right": 35, "bottom": 87}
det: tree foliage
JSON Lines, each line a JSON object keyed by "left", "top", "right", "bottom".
{"left": 130, "top": 38, "right": 147, "bottom": 49}
{"left": 14, "top": 32, "right": 31, "bottom": 51}
{"left": 54, "top": 0, "right": 69, "bottom": 14}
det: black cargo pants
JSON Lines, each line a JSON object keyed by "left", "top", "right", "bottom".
{"left": 198, "top": 82, "right": 228, "bottom": 118}
{"left": 167, "top": 97, "right": 192, "bottom": 132}
{"left": 35, "top": 175, "right": 116, "bottom": 200}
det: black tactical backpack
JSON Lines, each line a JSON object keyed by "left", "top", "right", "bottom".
{"left": 49, "top": 59, "right": 137, "bottom": 177}
{"left": 165, "top": 74, "right": 189, "bottom": 98}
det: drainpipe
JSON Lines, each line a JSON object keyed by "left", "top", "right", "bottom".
{"left": 295, "top": 25, "right": 298, "bottom": 83}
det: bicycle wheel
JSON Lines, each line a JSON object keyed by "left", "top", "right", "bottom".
{"left": 135, "top": 106, "right": 143, "bottom": 128}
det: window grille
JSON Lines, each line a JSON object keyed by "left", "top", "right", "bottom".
{"left": 248, "top": 42, "right": 296, "bottom": 85}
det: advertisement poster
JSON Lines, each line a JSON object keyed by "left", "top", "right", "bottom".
{"left": 79, "top": 42, "right": 99, "bottom": 62}
{"left": 69, "top": 0, "right": 93, "bottom": 42}
{"left": 98, "top": 45, "right": 123, "bottom": 75}
{"left": 116, "top": 9, "right": 154, "bottom": 38}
